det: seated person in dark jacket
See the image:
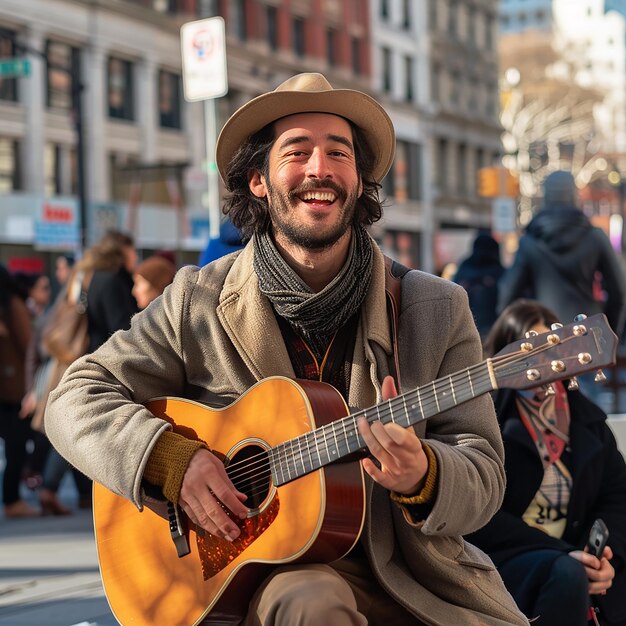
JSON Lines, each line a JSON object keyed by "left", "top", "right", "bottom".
{"left": 467, "top": 299, "right": 626, "bottom": 626}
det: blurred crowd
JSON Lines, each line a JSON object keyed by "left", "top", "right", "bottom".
{"left": 0, "top": 229, "right": 177, "bottom": 518}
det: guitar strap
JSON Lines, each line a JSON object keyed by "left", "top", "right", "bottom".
{"left": 384, "top": 256, "right": 410, "bottom": 391}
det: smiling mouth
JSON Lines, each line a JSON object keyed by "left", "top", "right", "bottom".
{"left": 298, "top": 191, "right": 337, "bottom": 204}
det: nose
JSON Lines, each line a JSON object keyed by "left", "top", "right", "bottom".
{"left": 305, "top": 148, "right": 333, "bottom": 180}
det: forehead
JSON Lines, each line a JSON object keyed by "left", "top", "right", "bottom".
{"left": 272, "top": 112, "right": 353, "bottom": 142}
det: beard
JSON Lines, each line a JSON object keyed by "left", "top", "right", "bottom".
{"left": 265, "top": 177, "right": 360, "bottom": 251}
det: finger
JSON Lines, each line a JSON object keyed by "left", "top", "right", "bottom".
{"left": 381, "top": 375, "right": 398, "bottom": 401}
{"left": 185, "top": 490, "right": 241, "bottom": 541}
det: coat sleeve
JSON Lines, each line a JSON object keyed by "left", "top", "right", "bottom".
{"left": 399, "top": 275, "right": 507, "bottom": 536}
{"left": 595, "top": 229, "right": 626, "bottom": 336}
{"left": 45, "top": 267, "right": 199, "bottom": 509}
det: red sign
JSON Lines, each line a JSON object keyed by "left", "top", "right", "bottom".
{"left": 43, "top": 202, "right": 74, "bottom": 223}
{"left": 8, "top": 257, "right": 45, "bottom": 274}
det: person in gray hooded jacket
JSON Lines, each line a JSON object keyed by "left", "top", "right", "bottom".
{"left": 498, "top": 170, "right": 626, "bottom": 336}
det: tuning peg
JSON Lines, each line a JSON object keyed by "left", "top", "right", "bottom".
{"left": 543, "top": 384, "right": 556, "bottom": 395}
{"left": 524, "top": 330, "right": 539, "bottom": 338}
{"left": 574, "top": 314, "right": 588, "bottom": 322}
{"left": 550, "top": 323, "right": 563, "bottom": 330}
{"left": 594, "top": 369, "right": 607, "bottom": 383}
{"left": 568, "top": 377, "right": 580, "bottom": 391}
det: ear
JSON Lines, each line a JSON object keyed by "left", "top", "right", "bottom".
{"left": 248, "top": 170, "right": 267, "bottom": 198}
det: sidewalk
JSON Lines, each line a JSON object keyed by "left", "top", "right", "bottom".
{"left": 0, "top": 441, "right": 117, "bottom": 626}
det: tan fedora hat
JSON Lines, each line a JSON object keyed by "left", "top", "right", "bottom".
{"left": 216, "top": 72, "right": 395, "bottom": 184}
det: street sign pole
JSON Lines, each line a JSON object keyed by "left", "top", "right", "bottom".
{"left": 181, "top": 17, "right": 228, "bottom": 242}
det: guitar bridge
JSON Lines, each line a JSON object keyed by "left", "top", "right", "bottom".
{"left": 167, "top": 501, "right": 190, "bottom": 558}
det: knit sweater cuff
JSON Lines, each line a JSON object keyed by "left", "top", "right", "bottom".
{"left": 143, "top": 431, "right": 208, "bottom": 504}
{"left": 390, "top": 443, "right": 438, "bottom": 505}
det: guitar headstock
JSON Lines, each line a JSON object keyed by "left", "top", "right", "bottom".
{"left": 492, "top": 313, "right": 617, "bottom": 390}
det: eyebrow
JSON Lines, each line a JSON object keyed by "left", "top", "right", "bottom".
{"left": 278, "top": 134, "right": 354, "bottom": 153}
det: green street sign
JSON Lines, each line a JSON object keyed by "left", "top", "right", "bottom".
{"left": 0, "top": 58, "right": 31, "bottom": 78}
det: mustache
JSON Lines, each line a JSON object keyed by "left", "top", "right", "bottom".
{"left": 288, "top": 179, "right": 347, "bottom": 202}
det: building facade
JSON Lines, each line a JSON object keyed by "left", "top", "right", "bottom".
{"left": 0, "top": 0, "right": 502, "bottom": 274}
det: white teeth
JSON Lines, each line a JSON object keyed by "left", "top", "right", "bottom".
{"left": 300, "top": 191, "right": 336, "bottom": 202}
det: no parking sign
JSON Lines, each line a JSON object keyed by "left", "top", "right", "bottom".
{"left": 180, "top": 17, "right": 228, "bottom": 102}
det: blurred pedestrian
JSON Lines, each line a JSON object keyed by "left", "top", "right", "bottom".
{"left": 452, "top": 232, "right": 504, "bottom": 338}
{"left": 498, "top": 170, "right": 626, "bottom": 336}
{"left": 467, "top": 299, "right": 626, "bottom": 626}
{"left": 132, "top": 255, "right": 177, "bottom": 310}
{"left": 83, "top": 230, "right": 139, "bottom": 353}
{"left": 0, "top": 265, "right": 37, "bottom": 518}
{"left": 198, "top": 218, "right": 244, "bottom": 266}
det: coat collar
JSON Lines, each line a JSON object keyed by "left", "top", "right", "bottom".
{"left": 215, "top": 235, "right": 392, "bottom": 393}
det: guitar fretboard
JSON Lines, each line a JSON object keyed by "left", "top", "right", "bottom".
{"left": 269, "top": 361, "right": 495, "bottom": 486}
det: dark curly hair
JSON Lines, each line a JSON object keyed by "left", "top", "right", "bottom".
{"left": 222, "top": 119, "right": 385, "bottom": 239}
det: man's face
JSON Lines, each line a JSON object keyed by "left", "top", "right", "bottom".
{"left": 249, "top": 113, "right": 363, "bottom": 250}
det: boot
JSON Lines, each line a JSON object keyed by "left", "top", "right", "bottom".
{"left": 39, "top": 489, "right": 72, "bottom": 516}
{"left": 4, "top": 500, "right": 40, "bottom": 518}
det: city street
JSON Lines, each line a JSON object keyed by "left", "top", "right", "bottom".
{"left": 0, "top": 442, "right": 117, "bottom": 626}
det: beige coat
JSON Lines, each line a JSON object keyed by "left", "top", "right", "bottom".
{"left": 46, "top": 241, "right": 528, "bottom": 625}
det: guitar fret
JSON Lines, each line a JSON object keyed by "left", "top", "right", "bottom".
{"left": 432, "top": 381, "right": 440, "bottom": 412}
{"left": 467, "top": 368, "right": 475, "bottom": 397}
{"left": 401, "top": 395, "right": 409, "bottom": 427}
{"left": 354, "top": 414, "right": 363, "bottom": 448}
{"left": 296, "top": 435, "right": 306, "bottom": 476}
{"left": 449, "top": 375, "right": 456, "bottom": 404}
{"left": 330, "top": 423, "right": 340, "bottom": 460}
{"left": 388, "top": 399, "right": 396, "bottom": 423}
{"left": 416, "top": 388, "right": 424, "bottom": 418}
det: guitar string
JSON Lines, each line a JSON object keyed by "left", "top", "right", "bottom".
{"left": 225, "top": 335, "right": 585, "bottom": 495}
{"left": 225, "top": 363, "right": 501, "bottom": 496}
{"left": 224, "top": 338, "right": 582, "bottom": 495}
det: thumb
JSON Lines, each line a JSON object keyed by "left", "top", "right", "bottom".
{"left": 381, "top": 375, "right": 398, "bottom": 401}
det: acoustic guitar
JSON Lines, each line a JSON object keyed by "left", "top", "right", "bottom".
{"left": 94, "top": 313, "right": 617, "bottom": 626}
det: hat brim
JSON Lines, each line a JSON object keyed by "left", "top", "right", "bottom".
{"left": 216, "top": 89, "right": 395, "bottom": 184}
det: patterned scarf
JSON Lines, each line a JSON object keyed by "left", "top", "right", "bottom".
{"left": 253, "top": 225, "right": 373, "bottom": 361}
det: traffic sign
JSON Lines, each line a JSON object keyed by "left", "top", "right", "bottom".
{"left": 492, "top": 197, "right": 517, "bottom": 234}
{"left": 0, "top": 57, "right": 31, "bottom": 78}
{"left": 180, "top": 17, "right": 228, "bottom": 102}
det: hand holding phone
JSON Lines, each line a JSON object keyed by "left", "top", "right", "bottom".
{"left": 586, "top": 518, "right": 609, "bottom": 558}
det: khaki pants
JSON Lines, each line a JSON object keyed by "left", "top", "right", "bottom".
{"left": 243, "top": 556, "right": 426, "bottom": 626}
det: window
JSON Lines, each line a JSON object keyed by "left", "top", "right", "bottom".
{"left": 267, "top": 6, "right": 278, "bottom": 51}
{"left": 351, "top": 37, "right": 361, "bottom": 75}
{"left": 402, "top": 0, "right": 411, "bottom": 29}
{"left": 107, "top": 57, "right": 134, "bottom": 120}
{"left": 380, "top": 0, "right": 389, "bottom": 20}
{"left": 404, "top": 56, "right": 413, "bottom": 102}
{"left": 431, "top": 64, "right": 441, "bottom": 103}
{"left": 196, "top": 0, "right": 219, "bottom": 17}
{"left": 294, "top": 18, "right": 305, "bottom": 58}
{"left": 44, "top": 143, "right": 62, "bottom": 197}
{"left": 457, "top": 143, "right": 467, "bottom": 193}
{"left": 326, "top": 29, "right": 336, "bottom": 66}
{"left": 0, "top": 32, "right": 18, "bottom": 103}
{"left": 46, "top": 40, "right": 80, "bottom": 110}
{"left": 382, "top": 160, "right": 395, "bottom": 198}
{"left": 158, "top": 70, "right": 182, "bottom": 129}
{"left": 0, "top": 138, "right": 20, "bottom": 192}
{"left": 232, "top": 0, "right": 247, "bottom": 40}
{"left": 437, "top": 138, "right": 448, "bottom": 190}
{"left": 382, "top": 47, "right": 392, "bottom": 93}
{"left": 429, "top": 0, "right": 438, "bottom": 30}
{"left": 407, "top": 142, "right": 422, "bottom": 201}
{"left": 448, "top": 1, "right": 458, "bottom": 38}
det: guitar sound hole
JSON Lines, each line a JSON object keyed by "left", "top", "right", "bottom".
{"left": 226, "top": 444, "right": 272, "bottom": 511}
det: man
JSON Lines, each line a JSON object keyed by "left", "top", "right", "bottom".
{"left": 46, "top": 73, "right": 527, "bottom": 625}
{"left": 498, "top": 170, "right": 626, "bottom": 336}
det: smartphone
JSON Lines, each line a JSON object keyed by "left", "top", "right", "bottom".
{"left": 586, "top": 518, "right": 609, "bottom": 558}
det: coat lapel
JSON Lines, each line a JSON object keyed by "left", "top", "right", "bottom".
{"left": 216, "top": 243, "right": 295, "bottom": 381}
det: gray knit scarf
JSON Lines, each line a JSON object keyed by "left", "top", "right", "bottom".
{"left": 253, "top": 225, "right": 373, "bottom": 360}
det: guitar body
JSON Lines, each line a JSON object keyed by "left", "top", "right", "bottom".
{"left": 94, "top": 377, "right": 366, "bottom": 626}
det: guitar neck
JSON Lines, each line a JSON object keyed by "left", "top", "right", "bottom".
{"left": 270, "top": 360, "right": 496, "bottom": 486}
